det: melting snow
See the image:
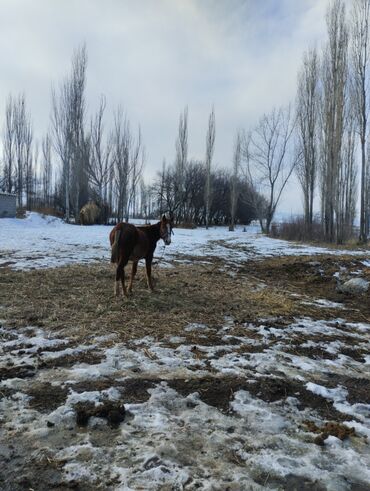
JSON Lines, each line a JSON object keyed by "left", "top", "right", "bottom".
{"left": 0, "top": 212, "right": 367, "bottom": 270}
{"left": 1, "top": 213, "right": 370, "bottom": 489}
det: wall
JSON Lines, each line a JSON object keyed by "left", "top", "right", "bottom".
{"left": 0, "top": 193, "right": 16, "bottom": 218}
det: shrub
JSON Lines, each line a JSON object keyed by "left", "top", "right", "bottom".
{"left": 176, "top": 222, "right": 197, "bottom": 229}
{"left": 270, "top": 217, "right": 325, "bottom": 242}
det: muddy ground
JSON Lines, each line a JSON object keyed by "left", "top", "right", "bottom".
{"left": 0, "top": 252, "right": 370, "bottom": 490}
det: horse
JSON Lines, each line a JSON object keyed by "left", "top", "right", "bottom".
{"left": 109, "top": 215, "right": 173, "bottom": 297}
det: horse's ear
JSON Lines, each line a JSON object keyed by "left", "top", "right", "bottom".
{"left": 162, "top": 214, "right": 167, "bottom": 222}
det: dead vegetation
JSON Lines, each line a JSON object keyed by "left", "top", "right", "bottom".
{"left": 239, "top": 254, "right": 370, "bottom": 322}
{"left": 303, "top": 420, "right": 355, "bottom": 445}
{"left": 1, "top": 253, "right": 369, "bottom": 491}
{"left": 0, "top": 254, "right": 368, "bottom": 347}
{"left": 1, "top": 255, "right": 368, "bottom": 415}
{"left": 0, "top": 261, "right": 299, "bottom": 343}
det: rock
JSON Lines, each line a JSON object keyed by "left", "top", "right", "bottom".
{"left": 46, "top": 420, "right": 55, "bottom": 427}
{"left": 337, "top": 277, "right": 369, "bottom": 294}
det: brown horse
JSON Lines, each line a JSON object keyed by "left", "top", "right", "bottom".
{"left": 109, "top": 215, "right": 172, "bottom": 297}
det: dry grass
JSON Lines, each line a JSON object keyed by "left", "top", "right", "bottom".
{"left": 239, "top": 254, "right": 370, "bottom": 319}
{"left": 0, "top": 253, "right": 368, "bottom": 344}
{"left": 0, "top": 260, "right": 320, "bottom": 343}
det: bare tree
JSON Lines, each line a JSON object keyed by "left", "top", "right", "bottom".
{"left": 337, "top": 105, "right": 358, "bottom": 242}
{"left": 41, "top": 134, "right": 52, "bottom": 206}
{"left": 154, "top": 164, "right": 179, "bottom": 219}
{"left": 2, "top": 95, "right": 15, "bottom": 194}
{"left": 367, "top": 142, "right": 370, "bottom": 235}
{"left": 205, "top": 107, "right": 215, "bottom": 229}
{"left": 175, "top": 106, "right": 188, "bottom": 222}
{"left": 69, "top": 45, "right": 88, "bottom": 222}
{"left": 107, "top": 157, "right": 114, "bottom": 220}
{"left": 127, "top": 127, "right": 145, "bottom": 220}
{"left": 140, "top": 179, "right": 150, "bottom": 222}
{"left": 158, "top": 159, "right": 167, "bottom": 216}
{"left": 112, "top": 107, "right": 128, "bottom": 222}
{"left": 14, "top": 95, "right": 26, "bottom": 207}
{"left": 51, "top": 79, "right": 72, "bottom": 221}
{"left": 23, "top": 120, "right": 34, "bottom": 210}
{"left": 246, "top": 106, "right": 297, "bottom": 233}
{"left": 86, "top": 95, "right": 112, "bottom": 205}
{"left": 229, "top": 131, "right": 241, "bottom": 231}
{"left": 296, "top": 47, "right": 320, "bottom": 231}
{"left": 32, "top": 143, "right": 41, "bottom": 208}
{"left": 350, "top": 0, "right": 370, "bottom": 243}
{"left": 320, "top": 0, "right": 348, "bottom": 242}
{"left": 153, "top": 155, "right": 261, "bottom": 226}
{"left": 50, "top": 44, "right": 87, "bottom": 222}
{"left": 7, "top": 94, "right": 33, "bottom": 208}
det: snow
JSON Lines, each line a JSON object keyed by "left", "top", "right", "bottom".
{"left": 1, "top": 213, "right": 370, "bottom": 489}
{"left": 302, "top": 298, "right": 346, "bottom": 309}
{"left": 338, "top": 277, "right": 369, "bottom": 294}
{"left": 1, "top": 315, "right": 370, "bottom": 489}
{"left": 0, "top": 212, "right": 367, "bottom": 270}
{"left": 306, "top": 382, "right": 348, "bottom": 403}
{"left": 306, "top": 382, "right": 370, "bottom": 428}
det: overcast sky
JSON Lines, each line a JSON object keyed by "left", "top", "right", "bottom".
{"left": 0, "top": 0, "right": 331, "bottom": 213}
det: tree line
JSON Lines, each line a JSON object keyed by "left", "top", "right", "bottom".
{"left": 292, "top": 0, "right": 370, "bottom": 244}
{"left": 1, "top": 0, "right": 370, "bottom": 243}
{"left": 159, "top": 0, "right": 370, "bottom": 242}
{"left": 0, "top": 45, "right": 146, "bottom": 225}
{"left": 241, "top": 0, "right": 370, "bottom": 244}
{"left": 0, "top": 45, "right": 264, "bottom": 227}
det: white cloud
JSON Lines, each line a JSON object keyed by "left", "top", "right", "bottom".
{"left": 0, "top": 0, "right": 332, "bottom": 212}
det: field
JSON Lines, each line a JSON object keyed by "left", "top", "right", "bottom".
{"left": 1, "top": 214, "right": 370, "bottom": 491}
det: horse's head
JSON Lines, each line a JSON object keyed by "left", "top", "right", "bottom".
{"left": 160, "top": 215, "right": 173, "bottom": 245}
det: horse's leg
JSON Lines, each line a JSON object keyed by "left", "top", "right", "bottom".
{"left": 115, "top": 263, "right": 122, "bottom": 297}
{"left": 115, "top": 274, "right": 119, "bottom": 297}
{"left": 128, "top": 260, "right": 138, "bottom": 294}
{"left": 145, "top": 256, "right": 154, "bottom": 292}
{"left": 116, "top": 258, "right": 129, "bottom": 297}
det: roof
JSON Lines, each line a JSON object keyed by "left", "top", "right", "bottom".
{"left": 0, "top": 192, "right": 16, "bottom": 197}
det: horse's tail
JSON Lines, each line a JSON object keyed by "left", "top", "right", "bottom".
{"left": 111, "top": 229, "right": 121, "bottom": 263}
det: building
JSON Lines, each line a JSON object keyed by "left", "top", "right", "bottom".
{"left": 0, "top": 192, "right": 16, "bottom": 218}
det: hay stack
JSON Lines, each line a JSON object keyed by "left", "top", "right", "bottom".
{"left": 80, "top": 202, "right": 101, "bottom": 225}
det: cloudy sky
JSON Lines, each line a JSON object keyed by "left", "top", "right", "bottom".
{"left": 0, "top": 0, "right": 331, "bottom": 213}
